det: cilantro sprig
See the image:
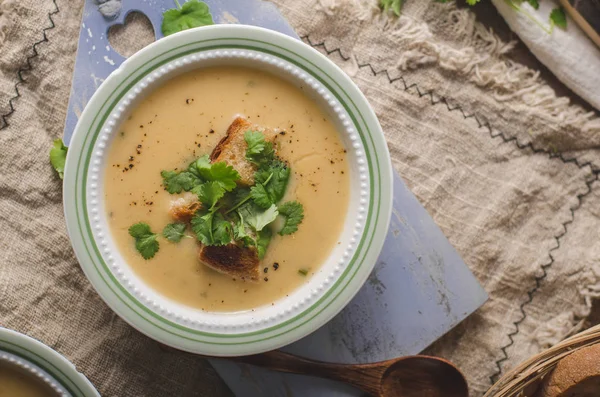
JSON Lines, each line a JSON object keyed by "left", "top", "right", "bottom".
{"left": 278, "top": 201, "right": 305, "bottom": 236}
{"left": 130, "top": 129, "right": 304, "bottom": 261}
{"left": 162, "top": 0, "right": 214, "bottom": 37}
{"left": 129, "top": 223, "right": 160, "bottom": 259}
{"left": 163, "top": 223, "right": 187, "bottom": 242}
{"left": 49, "top": 139, "right": 68, "bottom": 179}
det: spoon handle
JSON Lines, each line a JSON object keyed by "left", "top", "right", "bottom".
{"left": 230, "top": 350, "right": 383, "bottom": 396}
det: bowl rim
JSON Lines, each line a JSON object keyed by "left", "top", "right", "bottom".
{"left": 63, "top": 24, "right": 393, "bottom": 356}
{"left": 0, "top": 327, "right": 99, "bottom": 396}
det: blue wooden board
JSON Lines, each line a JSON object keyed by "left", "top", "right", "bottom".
{"left": 64, "top": 1, "right": 487, "bottom": 395}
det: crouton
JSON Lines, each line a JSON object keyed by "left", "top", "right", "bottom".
{"left": 210, "top": 117, "right": 279, "bottom": 186}
{"left": 169, "top": 192, "right": 201, "bottom": 223}
{"left": 198, "top": 244, "right": 260, "bottom": 282}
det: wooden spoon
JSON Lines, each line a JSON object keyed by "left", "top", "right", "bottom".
{"left": 230, "top": 350, "right": 468, "bottom": 397}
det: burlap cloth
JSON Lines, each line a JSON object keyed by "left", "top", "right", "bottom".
{"left": 1, "top": 0, "right": 600, "bottom": 396}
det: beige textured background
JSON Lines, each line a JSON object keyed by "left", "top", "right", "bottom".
{"left": 1, "top": 0, "right": 600, "bottom": 396}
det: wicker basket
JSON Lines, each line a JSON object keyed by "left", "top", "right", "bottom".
{"left": 484, "top": 323, "right": 600, "bottom": 397}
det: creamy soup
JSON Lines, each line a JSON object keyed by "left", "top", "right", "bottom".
{"left": 104, "top": 66, "right": 350, "bottom": 311}
{"left": 0, "top": 363, "right": 57, "bottom": 397}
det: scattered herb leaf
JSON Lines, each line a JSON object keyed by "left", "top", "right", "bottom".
{"left": 526, "top": 0, "right": 539, "bottom": 10}
{"left": 192, "top": 181, "right": 226, "bottom": 209}
{"left": 188, "top": 155, "right": 240, "bottom": 191}
{"left": 379, "top": 0, "right": 402, "bottom": 16}
{"left": 249, "top": 183, "right": 272, "bottom": 209}
{"left": 161, "top": 0, "right": 214, "bottom": 37}
{"left": 212, "top": 212, "right": 232, "bottom": 246}
{"left": 466, "top": 0, "right": 481, "bottom": 5}
{"left": 49, "top": 139, "right": 68, "bottom": 179}
{"left": 550, "top": 6, "right": 567, "bottom": 30}
{"left": 256, "top": 227, "right": 272, "bottom": 259}
{"left": 163, "top": 223, "right": 187, "bottom": 242}
{"left": 244, "top": 130, "right": 275, "bottom": 167}
{"left": 129, "top": 222, "right": 159, "bottom": 259}
{"left": 233, "top": 212, "right": 255, "bottom": 247}
{"left": 191, "top": 210, "right": 214, "bottom": 246}
{"left": 298, "top": 268, "right": 309, "bottom": 276}
{"left": 254, "top": 161, "right": 290, "bottom": 205}
{"left": 278, "top": 201, "right": 305, "bottom": 236}
{"left": 161, "top": 170, "right": 200, "bottom": 194}
{"left": 240, "top": 203, "right": 279, "bottom": 232}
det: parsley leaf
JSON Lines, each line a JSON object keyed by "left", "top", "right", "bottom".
{"left": 278, "top": 201, "right": 304, "bottom": 236}
{"left": 191, "top": 209, "right": 232, "bottom": 246}
{"left": 129, "top": 222, "right": 159, "bottom": 259}
{"left": 191, "top": 210, "right": 214, "bottom": 246}
{"left": 162, "top": 0, "right": 214, "bottom": 37}
{"left": 245, "top": 130, "right": 275, "bottom": 167}
{"left": 129, "top": 222, "right": 152, "bottom": 238}
{"left": 161, "top": 170, "right": 200, "bottom": 194}
{"left": 240, "top": 203, "right": 279, "bottom": 232}
{"left": 209, "top": 162, "right": 241, "bottom": 191}
{"left": 233, "top": 212, "right": 255, "bottom": 247}
{"left": 188, "top": 155, "right": 240, "bottom": 191}
{"left": 192, "top": 181, "right": 226, "bottom": 209}
{"left": 254, "top": 161, "right": 290, "bottom": 205}
{"left": 379, "top": 0, "right": 402, "bottom": 16}
{"left": 163, "top": 223, "right": 187, "bottom": 242}
{"left": 244, "top": 130, "right": 266, "bottom": 158}
{"left": 526, "top": 0, "right": 539, "bottom": 10}
{"left": 250, "top": 183, "right": 272, "bottom": 209}
{"left": 212, "top": 212, "right": 232, "bottom": 246}
{"left": 256, "top": 227, "right": 272, "bottom": 259}
{"left": 49, "top": 139, "right": 68, "bottom": 179}
{"left": 550, "top": 7, "right": 567, "bottom": 30}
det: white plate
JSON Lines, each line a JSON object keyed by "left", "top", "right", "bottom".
{"left": 63, "top": 25, "right": 393, "bottom": 356}
{"left": 0, "top": 328, "right": 99, "bottom": 396}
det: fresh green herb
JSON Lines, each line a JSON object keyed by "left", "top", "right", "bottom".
{"left": 278, "top": 201, "right": 305, "bottom": 236}
{"left": 254, "top": 161, "right": 290, "bottom": 205}
{"left": 162, "top": 223, "right": 187, "bottom": 242}
{"left": 161, "top": 0, "right": 214, "bottom": 37}
{"left": 191, "top": 210, "right": 214, "bottom": 246}
{"left": 239, "top": 203, "right": 279, "bottom": 233}
{"left": 188, "top": 155, "right": 240, "bottom": 191}
{"left": 49, "top": 139, "right": 68, "bottom": 179}
{"left": 212, "top": 212, "right": 233, "bottom": 246}
{"left": 138, "top": 129, "right": 303, "bottom": 259}
{"left": 129, "top": 222, "right": 159, "bottom": 259}
{"left": 379, "top": 0, "right": 402, "bottom": 16}
{"left": 466, "top": 0, "right": 481, "bottom": 5}
{"left": 244, "top": 130, "right": 275, "bottom": 167}
{"left": 298, "top": 268, "right": 309, "bottom": 276}
{"left": 161, "top": 170, "right": 200, "bottom": 194}
{"left": 192, "top": 181, "right": 226, "bottom": 209}
{"left": 191, "top": 209, "right": 232, "bottom": 246}
{"left": 233, "top": 212, "right": 255, "bottom": 247}
{"left": 256, "top": 227, "right": 272, "bottom": 259}
{"left": 249, "top": 183, "right": 272, "bottom": 209}
{"left": 550, "top": 6, "right": 567, "bottom": 30}
{"left": 526, "top": 0, "right": 539, "bottom": 9}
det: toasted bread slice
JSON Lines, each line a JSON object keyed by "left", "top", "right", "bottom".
{"left": 198, "top": 244, "right": 260, "bottom": 282}
{"left": 211, "top": 117, "right": 279, "bottom": 186}
{"left": 169, "top": 192, "right": 201, "bottom": 223}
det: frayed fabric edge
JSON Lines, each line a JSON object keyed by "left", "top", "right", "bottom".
{"left": 312, "top": 0, "right": 600, "bottom": 132}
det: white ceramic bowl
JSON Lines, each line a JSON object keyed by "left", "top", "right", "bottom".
{"left": 64, "top": 25, "right": 392, "bottom": 356}
{"left": 0, "top": 328, "right": 99, "bottom": 396}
